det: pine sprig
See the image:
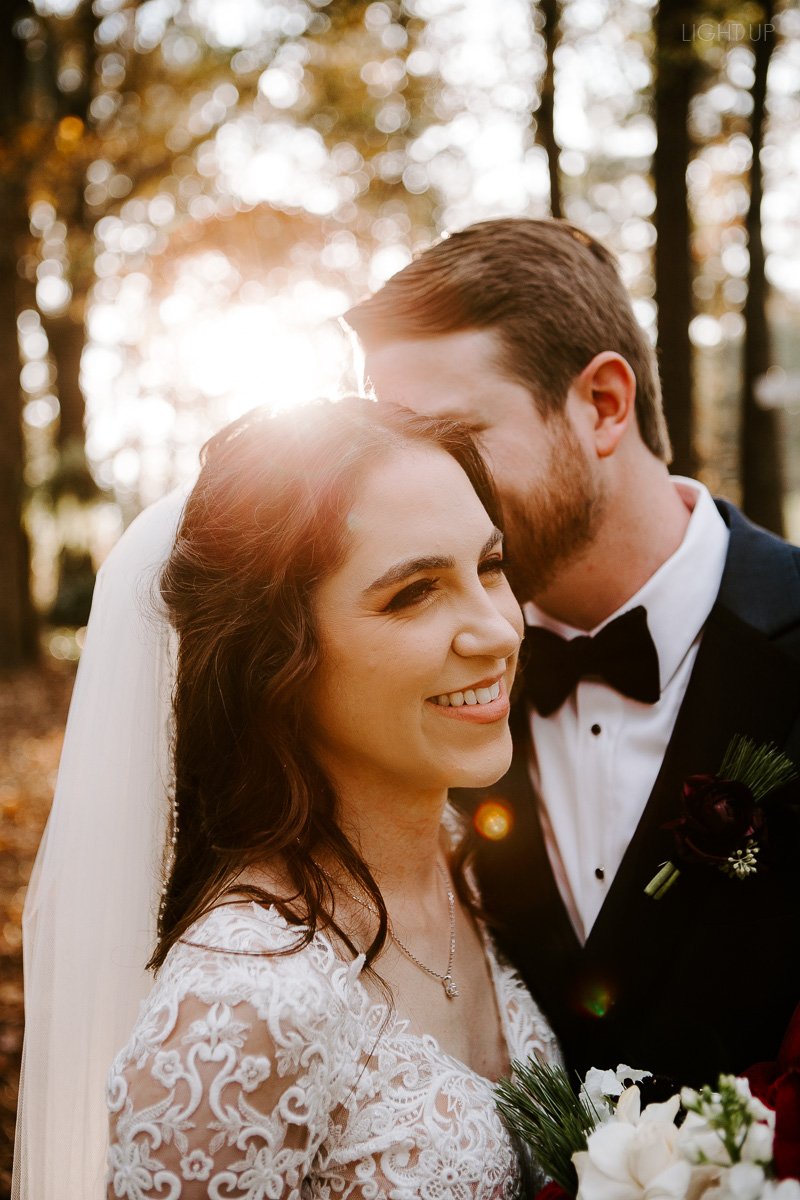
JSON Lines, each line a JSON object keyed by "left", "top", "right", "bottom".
{"left": 718, "top": 735, "right": 798, "bottom": 802}
{"left": 495, "top": 1058, "right": 598, "bottom": 1195}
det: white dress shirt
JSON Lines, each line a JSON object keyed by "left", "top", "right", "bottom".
{"left": 523, "top": 478, "right": 730, "bottom": 943}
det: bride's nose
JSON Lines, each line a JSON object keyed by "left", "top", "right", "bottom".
{"left": 451, "top": 591, "right": 522, "bottom": 661}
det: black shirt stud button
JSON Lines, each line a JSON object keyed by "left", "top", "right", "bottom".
{"left": 595, "top": 867, "right": 605, "bottom": 880}
{"left": 591, "top": 723, "right": 602, "bottom": 736}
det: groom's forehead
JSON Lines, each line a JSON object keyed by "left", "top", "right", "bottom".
{"left": 363, "top": 330, "right": 507, "bottom": 405}
{"left": 366, "top": 326, "right": 502, "bottom": 371}
{"left": 363, "top": 337, "right": 540, "bottom": 432}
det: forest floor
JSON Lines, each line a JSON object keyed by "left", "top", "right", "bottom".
{"left": 0, "top": 658, "right": 76, "bottom": 1200}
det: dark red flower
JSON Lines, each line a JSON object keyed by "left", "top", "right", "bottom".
{"left": 771, "top": 1070, "right": 800, "bottom": 1179}
{"left": 745, "top": 1003, "right": 800, "bottom": 1179}
{"left": 780, "top": 1002, "right": 800, "bottom": 1065}
{"left": 535, "top": 1184, "right": 572, "bottom": 1200}
{"left": 665, "top": 775, "right": 762, "bottom": 867}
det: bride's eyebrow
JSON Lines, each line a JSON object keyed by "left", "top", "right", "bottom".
{"left": 363, "top": 528, "right": 503, "bottom": 595}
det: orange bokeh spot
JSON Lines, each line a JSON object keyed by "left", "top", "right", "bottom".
{"left": 57, "top": 116, "right": 84, "bottom": 142}
{"left": 474, "top": 799, "right": 513, "bottom": 841}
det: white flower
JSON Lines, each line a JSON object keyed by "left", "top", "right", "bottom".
{"left": 678, "top": 1076, "right": 775, "bottom": 1168}
{"left": 699, "top": 1162, "right": 767, "bottom": 1200}
{"left": 580, "top": 1069, "right": 623, "bottom": 1121}
{"left": 678, "top": 1111, "right": 733, "bottom": 1168}
{"left": 180, "top": 1149, "right": 213, "bottom": 1182}
{"left": 763, "top": 1182, "right": 800, "bottom": 1199}
{"left": 108, "top": 1138, "right": 164, "bottom": 1198}
{"left": 747, "top": 1097, "right": 776, "bottom": 1127}
{"left": 151, "top": 1050, "right": 183, "bottom": 1090}
{"left": 739, "top": 1120, "right": 774, "bottom": 1165}
{"left": 580, "top": 1065, "right": 652, "bottom": 1122}
{"left": 574, "top": 1086, "right": 696, "bottom": 1200}
{"left": 616, "top": 1066, "right": 655, "bottom": 1086}
{"left": 236, "top": 1054, "right": 271, "bottom": 1092}
{"left": 732, "top": 1078, "right": 777, "bottom": 1128}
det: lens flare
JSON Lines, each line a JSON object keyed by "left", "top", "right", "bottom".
{"left": 579, "top": 981, "right": 614, "bottom": 1019}
{"left": 474, "top": 799, "right": 513, "bottom": 841}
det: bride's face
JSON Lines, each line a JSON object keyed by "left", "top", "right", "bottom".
{"left": 307, "top": 445, "right": 523, "bottom": 798}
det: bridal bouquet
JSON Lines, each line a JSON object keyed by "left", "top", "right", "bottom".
{"left": 496, "top": 1038, "right": 800, "bottom": 1200}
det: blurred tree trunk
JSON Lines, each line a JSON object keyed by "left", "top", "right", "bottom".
{"left": 653, "top": 1, "right": 698, "bottom": 478}
{"left": 741, "top": 1, "right": 783, "bottom": 534}
{"left": 41, "top": 0, "right": 98, "bottom": 474}
{"left": 535, "top": 0, "right": 562, "bottom": 219}
{"left": 47, "top": 315, "right": 86, "bottom": 449}
{"left": 0, "top": 8, "right": 38, "bottom": 666}
{"left": 40, "top": 2, "right": 101, "bottom": 622}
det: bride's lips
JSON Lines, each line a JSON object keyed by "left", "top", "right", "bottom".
{"left": 425, "top": 676, "right": 511, "bottom": 724}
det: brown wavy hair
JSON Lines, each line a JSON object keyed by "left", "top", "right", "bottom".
{"left": 149, "top": 396, "right": 502, "bottom": 973}
{"left": 345, "top": 217, "right": 671, "bottom": 462}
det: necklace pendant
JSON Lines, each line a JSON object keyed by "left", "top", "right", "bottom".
{"left": 443, "top": 974, "right": 459, "bottom": 999}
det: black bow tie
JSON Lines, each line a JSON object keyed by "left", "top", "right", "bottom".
{"left": 523, "top": 605, "right": 661, "bottom": 716}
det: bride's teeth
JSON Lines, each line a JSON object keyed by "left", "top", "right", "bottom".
{"left": 432, "top": 681, "right": 502, "bottom": 706}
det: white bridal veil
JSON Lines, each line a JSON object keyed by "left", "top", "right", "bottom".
{"left": 12, "top": 485, "right": 188, "bottom": 1200}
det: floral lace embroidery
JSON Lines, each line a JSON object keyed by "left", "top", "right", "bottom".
{"left": 107, "top": 904, "right": 559, "bottom": 1199}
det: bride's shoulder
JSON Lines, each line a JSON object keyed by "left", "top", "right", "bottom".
{"left": 152, "top": 901, "right": 367, "bottom": 1016}
{"left": 108, "top": 902, "right": 370, "bottom": 1166}
{"left": 114, "top": 903, "right": 370, "bottom": 1077}
{"left": 180, "top": 898, "right": 306, "bottom": 956}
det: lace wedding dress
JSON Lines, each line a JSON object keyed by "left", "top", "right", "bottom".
{"left": 106, "top": 902, "right": 560, "bottom": 1199}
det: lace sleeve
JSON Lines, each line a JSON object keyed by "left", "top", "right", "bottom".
{"left": 106, "top": 914, "right": 365, "bottom": 1200}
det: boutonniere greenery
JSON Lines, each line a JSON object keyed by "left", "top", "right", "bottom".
{"left": 645, "top": 735, "right": 798, "bottom": 901}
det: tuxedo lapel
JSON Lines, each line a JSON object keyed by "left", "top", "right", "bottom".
{"left": 584, "top": 599, "right": 800, "bottom": 963}
{"left": 715, "top": 499, "right": 800, "bottom": 641}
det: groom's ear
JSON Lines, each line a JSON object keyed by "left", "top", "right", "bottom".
{"left": 571, "top": 351, "right": 636, "bottom": 459}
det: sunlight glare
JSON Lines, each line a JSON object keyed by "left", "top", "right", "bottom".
{"left": 83, "top": 268, "right": 355, "bottom": 509}
{"left": 177, "top": 302, "right": 346, "bottom": 415}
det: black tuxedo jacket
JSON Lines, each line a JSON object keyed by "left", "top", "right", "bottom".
{"left": 457, "top": 500, "right": 800, "bottom": 1087}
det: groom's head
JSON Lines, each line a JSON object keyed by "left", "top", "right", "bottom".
{"left": 344, "top": 218, "right": 671, "bottom": 601}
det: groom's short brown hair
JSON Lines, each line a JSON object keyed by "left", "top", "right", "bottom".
{"left": 345, "top": 218, "right": 671, "bottom": 463}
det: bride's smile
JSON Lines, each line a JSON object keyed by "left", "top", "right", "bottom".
{"left": 427, "top": 676, "right": 508, "bottom": 721}
{"left": 307, "top": 444, "right": 523, "bottom": 801}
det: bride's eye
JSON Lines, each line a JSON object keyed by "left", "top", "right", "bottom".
{"left": 384, "top": 577, "right": 440, "bottom": 613}
{"left": 479, "top": 555, "right": 506, "bottom": 581}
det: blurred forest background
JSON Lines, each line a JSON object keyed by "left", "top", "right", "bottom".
{"left": 0, "top": 0, "right": 799, "bottom": 1192}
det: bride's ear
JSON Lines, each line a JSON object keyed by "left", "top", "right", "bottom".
{"left": 571, "top": 351, "right": 636, "bottom": 459}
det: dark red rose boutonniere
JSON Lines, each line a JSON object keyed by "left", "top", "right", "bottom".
{"left": 645, "top": 735, "right": 797, "bottom": 900}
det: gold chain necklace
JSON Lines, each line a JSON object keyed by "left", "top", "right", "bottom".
{"left": 340, "top": 863, "right": 459, "bottom": 1000}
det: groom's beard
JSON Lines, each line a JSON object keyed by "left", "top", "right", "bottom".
{"left": 500, "top": 417, "right": 605, "bottom": 603}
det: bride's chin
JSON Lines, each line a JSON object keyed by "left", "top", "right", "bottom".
{"left": 447, "top": 739, "right": 514, "bottom": 792}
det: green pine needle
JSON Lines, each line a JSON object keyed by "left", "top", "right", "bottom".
{"left": 719, "top": 735, "right": 798, "bottom": 803}
{"left": 495, "top": 1058, "right": 598, "bottom": 1195}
